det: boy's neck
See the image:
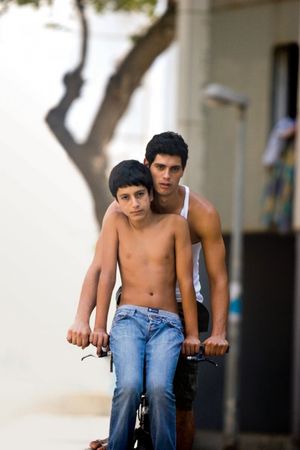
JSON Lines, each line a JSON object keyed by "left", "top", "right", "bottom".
{"left": 127, "top": 209, "right": 154, "bottom": 230}
{"left": 152, "top": 186, "right": 184, "bottom": 214}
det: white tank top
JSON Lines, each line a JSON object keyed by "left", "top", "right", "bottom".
{"left": 175, "top": 185, "right": 203, "bottom": 303}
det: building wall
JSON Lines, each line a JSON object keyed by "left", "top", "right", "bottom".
{"left": 195, "top": 232, "right": 295, "bottom": 433}
{"left": 204, "top": 0, "right": 299, "bottom": 232}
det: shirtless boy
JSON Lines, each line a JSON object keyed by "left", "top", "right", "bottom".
{"left": 67, "top": 131, "right": 229, "bottom": 450}
{"left": 90, "top": 159, "right": 200, "bottom": 450}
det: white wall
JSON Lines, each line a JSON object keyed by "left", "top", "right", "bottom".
{"left": 0, "top": 0, "right": 176, "bottom": 423}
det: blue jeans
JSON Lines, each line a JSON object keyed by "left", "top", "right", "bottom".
{"left": 108, "top": 305, "right": 184, "bottom": 450}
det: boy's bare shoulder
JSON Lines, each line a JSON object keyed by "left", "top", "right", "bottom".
{"left": 189, "top": 190, "right": 218, "bottom": 216}
{"left": 188, "top": 190, "right": 222, "bottom": 236}
{"left": 102, "top": 201, "right": 121, "bottom": 222}
{"left": 102, "top": 208, "right": 127, "bottom": 227}
{"left": 189, "top": 192, "right": 219, "bottom": 220}
{"left": 159, "top": 213, "right": 188, "bottom": 228}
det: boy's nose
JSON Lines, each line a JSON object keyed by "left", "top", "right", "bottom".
{"left": 132, "top": 197, "right": 139, "bottom": 208}
{"left": 163, "top": 169, "right": 171, "bottom": 179}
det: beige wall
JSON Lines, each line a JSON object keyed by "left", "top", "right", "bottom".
{"left": 203, "top": 0, "right": 299, "bottom": 232}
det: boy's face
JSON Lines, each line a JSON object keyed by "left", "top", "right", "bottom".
{"left": 144, "top": 154, "right": 184, "bottom": 196}
{"left": 116, "top": 185, "right": 153, "bottom": 220}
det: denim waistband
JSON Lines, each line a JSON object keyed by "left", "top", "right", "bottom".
{"left": 117, "top": 304, "right": 181, "bottom": 321}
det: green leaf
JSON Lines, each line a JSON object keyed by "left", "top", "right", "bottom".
{"left": 90, "top": 0, "right": 157, "bottom": 15}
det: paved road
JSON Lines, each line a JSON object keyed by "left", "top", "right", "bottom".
{"left": 1, "top": 413, "right": 292, "bottom": 450}
{"left": 0, "top": 413, "right": 110, "bottom": 450}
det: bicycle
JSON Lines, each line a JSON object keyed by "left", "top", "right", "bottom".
{"left": 82, "top": 345, "right": 220, "bottom": 450}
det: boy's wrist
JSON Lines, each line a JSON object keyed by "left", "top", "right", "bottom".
{"left": 93, "top": 325, "right": 107, "bottom": 333}
{"left": 184, "top": 328, "right": 199, "bottom": 338}
{"left": 210, "top": 327, "right": 227, "bottom": 339}
{"left": 75, "top": 307, "right": 93, "bottom": 323}
{"left": 184, "top": 334, "right": 200, "bottom": 341}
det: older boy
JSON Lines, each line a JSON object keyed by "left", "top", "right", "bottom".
{"left": 91, "top": 160, "right": 200, "bottom": 450}
{"left": 67, "top": 132, "right": 229, "bottom": 450}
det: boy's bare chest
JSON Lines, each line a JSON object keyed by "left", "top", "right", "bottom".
{"left": 118, "top": 226, "right": 174, "bottom": 264}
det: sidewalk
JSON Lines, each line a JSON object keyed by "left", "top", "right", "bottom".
{"left": 194, "top": 430, "right": 294, "bottom": 450}
{"left": 0, "top": 413, "right": 295, "bottom": 450}
{"left": 0, "top": 413, "right": 110, "bottom": 450}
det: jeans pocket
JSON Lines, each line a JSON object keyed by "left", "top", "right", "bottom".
{"left": 110, "top": 309, "right": 138, "bottom": 344}
{"left": 164, "top": 318, "right": 184, "bottom": 337}
{"left": 111, "top": 309, "right": 135, "bottom": 328}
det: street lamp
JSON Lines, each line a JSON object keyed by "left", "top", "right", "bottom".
{"left": 202, "top": 83, "right": 249, "bottom": 450}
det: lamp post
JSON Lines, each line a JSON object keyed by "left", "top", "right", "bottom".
{"left": 203, "top": 84, "right": 249, "bottom": 450}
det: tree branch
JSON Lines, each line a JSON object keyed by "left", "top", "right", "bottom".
{"left": 45, "top": 0, "right": 177, "bottom": 225}
{"left": 86, "top": 2, "right": 176, "bottom": 150}
{"left": 45, "top": 0, "right": 88, "bottom": 164}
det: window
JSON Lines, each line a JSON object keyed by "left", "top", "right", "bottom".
{"left": 271, "top": 43, "right": 299, "bottom": 126}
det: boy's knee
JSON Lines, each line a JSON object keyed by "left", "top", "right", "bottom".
{"left": 116, "top": 379, "right": 142, "bottom": 404}
{"left": 147, "top": 382, "right": 173, "bottom": 402}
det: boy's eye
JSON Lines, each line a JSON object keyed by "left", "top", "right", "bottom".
{"left": 120, "top": 195, "right": 128, "bottom": 201}
{"left": 171, "top": 166, "right": 181, "bottom": 173}
{"left": 136, "top": 191, "right": 145, "bottom": 198}
{"left": 156, "top": 165, "right": 165, "bottom": 171}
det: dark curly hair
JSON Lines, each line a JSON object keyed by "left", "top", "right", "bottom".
{"left": 145, "top": 131, "right": 188, "bottom": 169}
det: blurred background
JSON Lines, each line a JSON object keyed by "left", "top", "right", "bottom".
{"left": 0, "top": 0, "right": 300, "bottom": 449}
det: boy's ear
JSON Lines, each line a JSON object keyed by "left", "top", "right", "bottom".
{"left": 149, "top": 189, "right": 154, "bottom": 202}
{"left": 144, "top": 158, "right": 150, "bottom": 167}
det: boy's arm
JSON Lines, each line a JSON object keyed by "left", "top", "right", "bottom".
{"left": 175, "top": 217, "right": 201, "bottom": 355}
{"left": 90, "top": 213, "right": 119, "bottom": 355}
{"left": 190, "top": 200, "right": 229, "bottom": 356}
{"left": 66, "top": 236, "right": 102, "bottom": 348}
{"left": 66, "top": 201, "right": 119, "bottom": 349}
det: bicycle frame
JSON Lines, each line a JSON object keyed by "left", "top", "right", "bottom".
{"left": 82, "top": 346, "right": 219, "bottom": 449}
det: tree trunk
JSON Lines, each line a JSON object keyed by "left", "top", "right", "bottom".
{"left": 45, "top": 0, "right": 176, "bottom": 227}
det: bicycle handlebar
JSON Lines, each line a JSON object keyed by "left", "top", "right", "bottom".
{"left": 186, "top": 343, "right": 229, "bottom": 366}
{"left": 81, "top": 349, "right": 110, "bottom": 361}
{"left": 81, "top": 344, "right": 229, "bottom": 368}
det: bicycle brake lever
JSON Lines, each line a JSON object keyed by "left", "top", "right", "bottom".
{"left": 81, "top": 353, "right": 96, "bottom": 361}
{"left": 186, "top": 354, "right": 218, "bottom": 367}
{"left": 81, "top": 350, "right": 111, "bottom": 361}
{"left": 204, "top": 357, "right": 218, "bottom": 367}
